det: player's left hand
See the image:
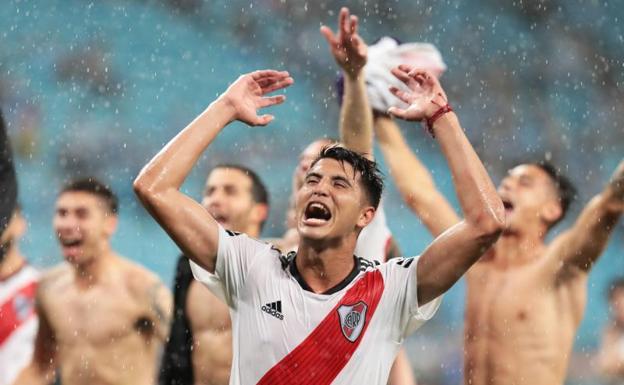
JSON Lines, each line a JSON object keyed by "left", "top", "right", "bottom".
{"left": 320, "top": 7, "right": 368, "bottom": 76}
{"left": 387, "top": 66, "right": 448, "bottom": 122}
{"left": 219, "top": 70, "right": 294, "bottom": 126}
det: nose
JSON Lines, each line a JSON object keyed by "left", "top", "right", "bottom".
{"left": 311, "top": 178, "right": 330, "bottom": 197}
{"left": 203, "top": 189, "right": 224, "bottom": 210}
{"left": 55, "top": 215, "right": 78, "bottom": 234}
{"left": 498, "top": 178, "right": 514, "bottom": 196}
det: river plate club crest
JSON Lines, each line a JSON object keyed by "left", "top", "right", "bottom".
{"left": 337, "top": 301, "right": 368, "bottom": 343}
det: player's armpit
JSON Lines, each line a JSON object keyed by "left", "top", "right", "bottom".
{"left": 147, "top": 280, "right": 173, "bottom": 342}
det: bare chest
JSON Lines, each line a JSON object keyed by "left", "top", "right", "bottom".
{"left": 46, "top": 283, "right": 148, "bottom": 346}
{"left": 186, "top": 281, "right": 231, "bottom": 334}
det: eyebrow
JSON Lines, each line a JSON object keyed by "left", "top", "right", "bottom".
{"left": 306, "top": 172, "right": 353, "bottom": 187}
{"left": 331, "top": 175, "right": 353, "bottom": 187}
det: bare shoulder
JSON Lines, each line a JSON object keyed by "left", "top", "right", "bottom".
{"left": 36, "top": 263, "right": 73, "bottom": 308}
{"left": 115, "top": 255, "right": 168, "bottom": 298}
{"left": 38, "top": 263, "right": 72, "bottom": 292}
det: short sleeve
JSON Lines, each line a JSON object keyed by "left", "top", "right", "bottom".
{"left": 189, "top": 225, "right": 271, "bottom": 306}
{"left": 381, "top": 255, "right": 442, "bottom": 338}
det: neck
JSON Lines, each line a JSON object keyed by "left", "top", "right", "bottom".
{"left": 0, "top": 245, "right": 26, "bottom": 281}
{"left": 73, "top": 244, "right": 113, "bottom": 288}
{"left": 296, "top": 235, "right": 357, "bottom": 293}
{"left": 493, "top": 230, "right": 546, "bottom": 266}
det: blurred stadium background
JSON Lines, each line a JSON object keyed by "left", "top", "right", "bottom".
{"left": 1, "top": 0, "right": 623, "bottom": 384}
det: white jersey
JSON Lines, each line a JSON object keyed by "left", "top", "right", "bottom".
{"left": 0, "top": 264, "right": 39, "bottom": 385}
{"left": 190, "top": 226, "right": 441, "bottom": 385}
{"left": 355, "top": 201, "right": 392, "bottom": 262}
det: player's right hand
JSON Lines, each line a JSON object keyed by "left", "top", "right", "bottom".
{"left": 320, "top": 7, "right": 368, "bottom": 76}
{"left": 387, "top": 66, "right": 448, "bottom": 122}
{"left": 219, "top": 70, "right": 294, "bottom": 126}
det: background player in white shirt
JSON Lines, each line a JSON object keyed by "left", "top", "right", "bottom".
{"left": 0, "top": 208, "right": 38, "bottom": 385}
{"left": 134, "top": 64, "right": 504, "bottom": 384}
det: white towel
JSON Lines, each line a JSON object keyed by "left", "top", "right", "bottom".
{"left": 365, "top": 37, "right": 446, "bottom": 112}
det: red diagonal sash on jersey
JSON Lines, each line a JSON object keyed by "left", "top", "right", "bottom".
{"left": 257, "top": 269, "right": 384, "bottom": 385}
{"left": 0, "top": 281, "right": 37, "bottom": 345}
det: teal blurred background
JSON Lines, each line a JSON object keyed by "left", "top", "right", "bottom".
{"left": 1, "top": 1, "right": 623, "bottom": 383}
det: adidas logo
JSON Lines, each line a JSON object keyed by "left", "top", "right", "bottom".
{"left": 261, "top": 300, "right": 284, "bottom": 320}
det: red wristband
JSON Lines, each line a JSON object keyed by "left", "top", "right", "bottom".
{"left": 425, "top": 104, "right": 453, "bottom": 137}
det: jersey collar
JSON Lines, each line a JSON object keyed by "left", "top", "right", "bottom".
{"left": 288, "top": 254, "right": 361, "bottom": 295}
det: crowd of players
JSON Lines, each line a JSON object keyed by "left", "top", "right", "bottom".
{"left": 1, "top": 7, "right": 623, "bottom": 385}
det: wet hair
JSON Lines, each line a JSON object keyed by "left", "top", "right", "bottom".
{"left": 529, "top": 161, "right": 576, "bottom": 227}
{"left": 608, "top": 278, "right": 624, "bottom": 301}
{"left": 309, "top": 145, "right": 384, "bottom": 209}
{"left": 60, "top": 177, "right": 119, "bottom": 214}
{"left": 212, "top": 164, "right": 269, "bottom": 206}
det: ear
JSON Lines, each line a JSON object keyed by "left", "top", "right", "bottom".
{"left": 541, "top": 200, "right": 562, "bottom": 226}
{"left": 356, "top": 206, "right": 376, "bottom": 229}
{"left": 251, "top": 203, "right": 269, "bottom": 228}
{"left": 103, "top": 214, "right": 118, "bottom": 238}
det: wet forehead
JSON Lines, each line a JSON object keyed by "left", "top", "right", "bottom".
{"left": 205, "top": 168, "right": 253, "bottom": 190}
{"left": 507, "top": 164, "right": 551, "bottom": 182}
{"left": 56, "top": 191, "right": 105, "bottom": 210}
{"left": 308, "top": 158, "right": 359, "bottom": 182}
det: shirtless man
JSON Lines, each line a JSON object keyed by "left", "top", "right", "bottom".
{"left": 597, "top": 278, "right": 624, "bottom": 382}
{"left": 374, "top": 112, "right": 624, "bottom": 384}
{"left": 14, "top": 178, "right": 172, "bottom": 385}
{"left": 160, "top": 165, "right": 269, "bottom": 385}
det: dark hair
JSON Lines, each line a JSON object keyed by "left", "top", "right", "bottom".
{"left": 213, "top": 164, "right": 269, "bottom": 206}
{"left": 608, "top": 278, "right": 624, "bottom": 300}
{"left": 60, "top": 177, "right": 119, "bottom": 214}
{"left": 310, "top": 145, "right": 383, "bottom": 209}
{"left": 530, "top": 161, "right": 576, "bottom": 227}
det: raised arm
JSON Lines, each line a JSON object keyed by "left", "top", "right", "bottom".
{"left": 13, "top": 296, "right": 57, "bottom": 385}
{"left": 375, "top": 114, "right": 460, "bottom": 236}
{"left": 387, "top": 66, "right": 504, "bottom": 305}
{"left": 133, "top": 70, "right": 293, "bottom": 273}
{"left": 550, "top": 160, "right": 623, "bottom": 273}
{"left": 321, "top": 7, "right": 373, "bottom": 156}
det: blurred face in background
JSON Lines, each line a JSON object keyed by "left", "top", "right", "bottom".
{"left": 53, "top": 192, "right": 117, "bottom": 266}
{"left": 497, "top": 164, "right": 563, "bottom": 236}
{"left": 0, "top": 210, "right": 26, "bottom": 263}
{"left": 610, "top": 288, "right": 624, "bottom": 327}
{"left": 201, "top": 168, "right": 267, "bottom": 236}
{"left": 294, "top": 139, "right": 336, "bottom": 192}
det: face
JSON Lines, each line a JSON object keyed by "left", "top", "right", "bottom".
{"left": 53, "top": 192, "right": 117, "bottom": 265}
{"left": 201, "top": 168, "right": 266, "bottom": 236}
{"left": 295, "top": 158, "right": 374, "bottom": 242}
{"left": 0, "top": 211, "right": 26, "bottom": 246}
{"left": 611, "top": 289, "right": 624, "bottom": 326}
{"left": 497, "top": 165, "right": 562, "bottom": 234}
{"left": 294, "top": 139, "right": 335, "bottom": 191}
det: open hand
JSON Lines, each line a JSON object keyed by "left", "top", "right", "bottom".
{"left": 387, "top": 66, "right": 448, "bottom": 121}
{"left": 320, "top": 7, "right": 367, "bottom": 76}
{"left": 220, "top": 70, "right": 294, "bottom": 126}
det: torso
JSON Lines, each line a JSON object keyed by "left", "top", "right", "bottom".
{"left": 186, "top": 280, "right": 232, "bottom": 385}
{"left": 464, "top": 248, "right": 587, "bottom": 385}
{"left": 0, "top": 264, "right": 38, "bottom": 385}
{"left": 40, "top": 259, "right": 162, "bottom": 385}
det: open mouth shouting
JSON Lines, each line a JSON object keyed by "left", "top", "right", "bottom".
{"left": 59, "top": 237, "right": 84, "bottom": 256}
{"left": 502, "top": 199, "right": 514, "bottom": 215}
{"left": 302, "top": 201, "right": 332, "bottom": 226}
